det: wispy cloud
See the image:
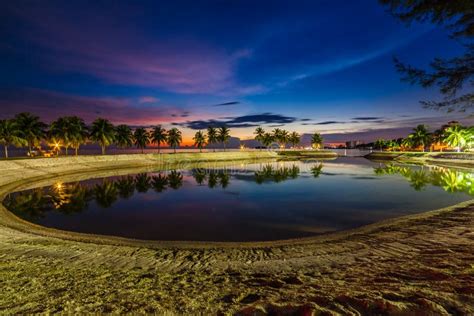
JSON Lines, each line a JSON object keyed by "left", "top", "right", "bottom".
{"left": 176, "top": 113, "right": 298, "bottom": 129}
{"left": 5, "top": 3, "right": 256, "bottom": 96}
{"left": 0, "top": 88, "right": 180, "bottom": 125}
{"left": 213, "top": 101, "right": 240, "bottom": 107}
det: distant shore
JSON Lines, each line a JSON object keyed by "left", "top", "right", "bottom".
{"left": 0, "top": 151, "right": 473, "bottom": 314}
{"left": 365, "top": 151, "right": 474, "bottom": 169}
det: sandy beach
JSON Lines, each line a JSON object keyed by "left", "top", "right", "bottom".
{"left": 1, "top": 152, "right": 473, "bottom": 314}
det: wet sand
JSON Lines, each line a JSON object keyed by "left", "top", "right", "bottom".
{"left": 0, "top": 152, "right": 473, "bottom": 314}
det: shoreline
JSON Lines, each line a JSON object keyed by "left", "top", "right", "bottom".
{"left": 1, "top": 152, "right": 474, "bottom": 313}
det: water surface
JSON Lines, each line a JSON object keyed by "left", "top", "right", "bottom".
{"left": 4, "top": 158, "right": 473, "bottom": 241}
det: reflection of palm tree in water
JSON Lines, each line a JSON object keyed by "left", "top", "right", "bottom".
{"left": 4, "top": 188, "right": 49, "bottom": 219}
{"left": 218, "top": 171, "right": 230, "bottom": 188}
{"left": 208, "top": 171, "right": 218, "bottom": 188}
{"left": 440, "top": 171, "right": 465, "bottom": 193}
{"left": 152, "top": 174, "right": 168, "bottom": 192}
{"left": 135, "top": 173, "right": 151, "bottom": 193}
{"left": 94, "top": 180, "right": 118, "bottom": 208}
{"left": 168, "top": 171, "right": 183, "bottom": 190}
{"left": 310, "top": 163, "right": 323, "bottom": 178}
{"left": 192, "top": 168, "right": 207, "bottom": 185}
{"left": 51, "top": 183, "right": 91, "bottom": 213}
{"left": 408, "top": 170, "right": 430, "bottom": 191}
{"left": 254, "top": 164, "right": 300, "bottom": 183}
{"left": 116, "top": 176, "right": 135, "bottom": 199}
{"left": 373, "top": 164, "right": 473, "bottom": 195}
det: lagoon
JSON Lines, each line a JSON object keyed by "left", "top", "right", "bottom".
{"left": 4, "top": 157, "right": 473, "bottom": 241}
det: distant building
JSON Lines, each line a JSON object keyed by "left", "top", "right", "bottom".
{"left": 345, "top": 140, "right": 361, "bottom": 149}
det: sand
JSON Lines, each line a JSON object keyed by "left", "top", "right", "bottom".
{"left": 0, "top": 152, "right": 473, "bottom": 314}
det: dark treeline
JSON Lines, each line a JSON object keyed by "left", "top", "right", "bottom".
{"left": 357, "top": 122, "right": 473, "bottom": 152}
{"left": 0, "top": 112, "right": 234, "bottom": 158}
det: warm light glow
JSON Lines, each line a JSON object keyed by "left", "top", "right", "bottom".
{"left": 55, "top": 183, "right": 63, "bottom": 190}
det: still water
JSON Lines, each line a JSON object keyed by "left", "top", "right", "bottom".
{"left": 4, "top": 158, "right": 473, "bottom": 241}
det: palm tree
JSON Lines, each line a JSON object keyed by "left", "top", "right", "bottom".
{"left": 90, "top": 118, "right": 115, "bottom": 155}
{"left": 14, "top": 112, "right": 47, "bottom": 156}
{"left": 254, "top": 127, "right": 265, "bottom": 149}
{"left": 115, "top": 125, "right": 133, "bottom": 149}
{"left": 443, "top": 125, "right": 469, "bottom": 152}
{"left": 401, "top": 137, "right": 413, "bottom": 151}
{"left": 218, "top": 126, "right": 231, "bottom": 151}
{"left": 166, "top": 128, "right": 182, "bottom": 153}
{"left": 133, "top": 128, "right": 150, "bottom": 154}
{"left": 49, "top": 116, "right": 84, "bottom": 155}
{"left": 289, "top": 131, "right": 300, "bottom": 149}
{"left": 311, "top": 133, "right": 323, "bottom": 150}
{"left": 69, "top": 116, "right": 88, "bottom": 156}
{"left": 49, "top": 117, "right": 69, "bottom": 155}
{"left": 0, "top": 119, "right": 26, "bottom": 158}
{"left": 261, "top": 133, "right": 274, "bottom": 150}
{"left": 193, "top": 130, "right": 207, "bottom": 152}
{"left": 207, "top": 126, "right": 218, "bottom": 152}
{"left": 409, "top": 125, "right": 432, "bottom": 152}
{"left": 374, "top": 139, "right": 386, "bottom": 151}
{"left": 151, "top": 126, "right": 167, "bottom": 153}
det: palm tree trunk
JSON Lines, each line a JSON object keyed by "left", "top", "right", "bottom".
{"left": 142, "top": 148, "right": 144, "bottom": 154}
{"left": 75, "top": 146, "right": 79, "bottom": 156}
{"left": 158, "top": 144, "right": 160, "bottom": 153}
{"left": 65, "top": 147, "right": 68, "bottom": 156}
{"left": 4, "top": 145, "right": 8, "bottom": 159}
{"left": 174, "top": 146, "right": 176, "bottom": 154}
{"left": 223, "top": 143, "right": 226, "bottom": 152}
{"left": 102, "top": 145, "right": 106, "bottom": 155}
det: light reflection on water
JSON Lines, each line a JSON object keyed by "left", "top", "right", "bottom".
{"left": 3, "top": 158, "right": 473, "bottom": 242}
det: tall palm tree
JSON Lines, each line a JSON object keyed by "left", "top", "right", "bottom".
{"left": 374, "top": 139, "right": 386, "bottom": 151}
{"left": 166, "top": 128, "right": 182, "bottom": 153}
{"left": 207, "top": 126, "right": 218, "bottom": 152}
{"left": 151, "top": 126, "right": 167, "bottom": 153}
{"left": 69, "top": 116, "right": 88, "bottom": 156}
{"left": 261, "top": 133, "right": 274, "bottom": 149}
{"left": 115, "top": 125, "right": 133, "bottom": 149}
{"left": 0, "top": 119, "right": 26, "bottom": 158}
{"left": 272, "top": 128, "right": 289, "bottom": 149}
{"left": 401, "top": 137, "right": 413, "bottom": 151}
{"left": 409, "top": 125, "right": 432, "bottom": 152}
{"left": 50, "top": 116, "right": 78, "bottom": 155}
{"left": 90, "top": 118, "right": 115, "bottom": 155}
{"left": 289, "top": 131, "right": 300, "bottom": 149}
{"left": 254, "top": 127, "right": 265, "bottom": 149}
{"left": 218, "top": 126, "right": 231, "bottom": 151}
{"left": 193, "top": 130, "right": 207, "bottom": 152}
{"left": 311, "top": 133, "right": 323, "bottom": 150}
{"left": 14, "top": 112, "right": 47, "bottom": 156}
{"left": 443, "top": 125, "right": 468, "bottom": 152}
{"left": 133, "top": 128, "right": 150, "bottom": 154}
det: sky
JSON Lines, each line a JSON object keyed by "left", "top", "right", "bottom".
{"left": 1, "top": 0, "right": 472, "bottom": 145}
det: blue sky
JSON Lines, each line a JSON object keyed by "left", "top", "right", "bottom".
{"left": 0, "top": 0, "right": 472, "bottom": 143}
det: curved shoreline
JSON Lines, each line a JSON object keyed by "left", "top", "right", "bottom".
{"left": 1, "top": 152, "right": 474, "bottom": 314}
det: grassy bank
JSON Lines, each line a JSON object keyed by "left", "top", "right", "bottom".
{"left": 366, "top": 151, "right": 474, "bottom": 169}
{"left": 0, "top": 152, "right": 473, "bottom": 313}
{"left": 277, "top": 150, "right": 338, "bottom": 159}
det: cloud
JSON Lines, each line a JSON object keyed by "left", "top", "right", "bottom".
{"left": 138, "top": 96, "right": 159, "bottom": 104}
{"left": 213, "top": 101, "right": 240, "bottom": 107}
{"left": 5, "top": 3, "right": 257, "bottom": 95}
{"left": 351, "top": 117, "right": 383, "bottom": 121}
{"left": 0, "top": 88, "right": 180, "bottom": 125}
{"left": 177, "top": 112, "right": 298, "bottom": 129}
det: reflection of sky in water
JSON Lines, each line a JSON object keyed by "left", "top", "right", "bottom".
{"left": 4, "top": 158, "right": 473, "bottom": 242}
